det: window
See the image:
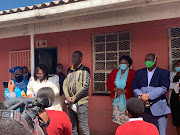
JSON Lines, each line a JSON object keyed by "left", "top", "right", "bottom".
{"left": 9, "top": 50, "right": 31, "bottom": 79}
{"left": 169, "top": 27, "right": 180, "bottom": 71}
{"left": 93, "top": 32, "right": 131, "bottom": 94}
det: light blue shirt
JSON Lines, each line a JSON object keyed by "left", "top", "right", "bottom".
{"left": 147, "top": 67, "right": 157, "bottom": 86}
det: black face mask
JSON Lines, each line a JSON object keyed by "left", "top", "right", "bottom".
{"left": 15, "top": 76, "right": 23, "bottom": 83}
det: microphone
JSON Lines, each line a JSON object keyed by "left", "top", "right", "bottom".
{"left": 32, "top": 97, "right": 53, "bottom": 108}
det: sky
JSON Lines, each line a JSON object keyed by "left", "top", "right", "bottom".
{"left": 0, "top": 0, "right": 56, "bottom": 11}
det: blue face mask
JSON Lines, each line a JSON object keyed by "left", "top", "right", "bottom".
{"left": 119, "top": 64, "right": 127, "bottom": 70}
{"left": 175, "top": 67, "right": 180, "bottom": 72}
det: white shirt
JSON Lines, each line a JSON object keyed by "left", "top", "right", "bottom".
{"left": 128, "top": 117, "right": 143, "bottom": 122}
{"left": 169, "top": 72, "right": 179, "bottom": 94}
{"left": 27, "top": 75, "right": 63, "bottom": 111}
{"left": 168, "top": 72, "right": 180, "bottom": 104}
{"left": 147, "top": 67, "right": 157, "bottom": 86}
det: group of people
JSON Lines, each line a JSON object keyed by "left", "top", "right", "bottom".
{"left": 107, "top": 53, "right": 180, "bottom": 135}
{"left": 3, "top": 51, "right": 90, "bottom": 135}
{"left": 1, "top": 51, "right": 180, "bottom": 135}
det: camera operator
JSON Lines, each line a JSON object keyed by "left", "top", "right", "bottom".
{"left": 4, "top": 81, "right": 49, "bottom": 135}
{"left": 0, "top": 117, "right": 33, "bottom": 135}
{"left": 0, "top": 99, "right": 32, "bottom": 135}
{"left": 37, "top": 87, "right": 72, "bottom": 135}
{"left": 37, "top": 109, "right": 49, "bottom": 135}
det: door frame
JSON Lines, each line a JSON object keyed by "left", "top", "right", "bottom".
{"left": 35, "top": 47, "right": 57, "bottom": 74}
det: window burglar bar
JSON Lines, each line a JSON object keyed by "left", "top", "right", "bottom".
{"left": 9, "top": 50, "right": 31, "bottom": 79}
{"left": 169, "top": 27, "right": 180, "bottom": 71}
{"left": 93, "top": 32, "right": 131, "bottom": 94}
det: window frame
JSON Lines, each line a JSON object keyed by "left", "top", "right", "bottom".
{"left": 9, "top": 50, "right": 31, "bottom": 79}
{"left": 92, "top": 31, "right": 132, "bottom": 95}
{"left": 168, "top": 27, "right": 180, "bottom": 71}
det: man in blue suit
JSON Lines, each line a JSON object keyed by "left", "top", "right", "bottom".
{"left": 132, "top": 53, "right": 171, "bottom": 135}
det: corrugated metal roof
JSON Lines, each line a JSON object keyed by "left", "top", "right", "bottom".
{"left": 0, "top": 0, "right": 82, "bottom": 15}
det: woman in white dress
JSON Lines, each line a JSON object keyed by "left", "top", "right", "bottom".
{"left": 27, "top": 64, "right": 63, "bottom": 111}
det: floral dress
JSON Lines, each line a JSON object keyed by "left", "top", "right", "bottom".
{"left": 112, "top": 99, "right": 129, "bottom": 125}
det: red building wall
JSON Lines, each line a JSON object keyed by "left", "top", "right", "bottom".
{"left": 0, "top": 35, "right": 30, "bottom": 96}
{"left": 0, "top": 18, "right": 180, "bottom": 134}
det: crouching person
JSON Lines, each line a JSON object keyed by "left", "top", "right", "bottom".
{"left": 115, "top": 98, "right": 159, "bottom": 135}
{"left": 0, "top": 99, "right": 48, "bottom": 135}
{"left": 37, "top": 87, "right": 72, "bottom": 135}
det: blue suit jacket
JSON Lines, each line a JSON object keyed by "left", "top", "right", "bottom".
{"left": 132, "top": 67, "right": 171, "bottom": 116}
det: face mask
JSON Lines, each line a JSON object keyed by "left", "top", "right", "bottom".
{"left": 15, "top": 76, "right": 23, "bottom": 82}
{"left": 23, "top": 73, "right": 28, "bottom": 77}
{"left": 175, "top": 67, "right": 180, "bottom": 72}
{"left": 36, "top": 74, "right": 44, "bottom": 80}
{"left": 144, "top": 61, "right": 155, "bottom": 68}
{"left": 119, "top": 64, "right": 127, "bottom": 70}
{"left": 145, "top": 56, "right": 156, "bottom": 68}
{"left": 56, "top": 68, "right": 62, "bottom": 72}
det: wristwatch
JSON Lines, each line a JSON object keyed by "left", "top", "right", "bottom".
{"left": 41, "top": 117, "right": 50, "bottom": 127}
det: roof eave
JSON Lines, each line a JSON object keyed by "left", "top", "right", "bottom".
{"left": 0, "top": 0, "right": 179, "bottom": 28}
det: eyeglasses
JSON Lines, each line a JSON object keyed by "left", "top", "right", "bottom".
{"left": 36, "top": 73, "right": 44, "bottom": 77}
{"left": 15, "top": 73, "right": 22, "bottom": 76}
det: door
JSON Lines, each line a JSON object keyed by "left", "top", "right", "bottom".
{"left": 35, "top": 48, "right": 57, "bottom": 74}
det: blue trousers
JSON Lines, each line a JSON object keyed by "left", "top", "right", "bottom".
{"left": 142, "top": 108, "right": 167, "bottom": 135}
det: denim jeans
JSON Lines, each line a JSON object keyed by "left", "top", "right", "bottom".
{"left": 68, "top": 103, "right": 90, "bottom": 135}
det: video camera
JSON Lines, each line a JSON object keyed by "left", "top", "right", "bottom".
{"left": 0, "top": 97, "right": 52, "bottom": 132}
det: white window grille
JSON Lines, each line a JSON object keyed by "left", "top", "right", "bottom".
{"left": 93, "top": 32, "right": 131, "bottom": 94}
{"left": 169, "top": 27, "right": 180, "bottom": 71}
{"left": 9, "top": 50, "right": 31, "bottom": 79}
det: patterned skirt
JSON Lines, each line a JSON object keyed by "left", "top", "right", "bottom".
{"left": 112, "top": 99, "right": 129, "bottom": 125}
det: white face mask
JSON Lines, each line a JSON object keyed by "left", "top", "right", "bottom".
{"left": 56, "top": 68, "right": 62, "bottom": 72}
{"left": 23, "top": 73, "right": 28, "bottom": 76}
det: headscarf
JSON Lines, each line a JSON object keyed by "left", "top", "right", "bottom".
{"left": 9, "top": 66, "right": 24, "bottom": 75}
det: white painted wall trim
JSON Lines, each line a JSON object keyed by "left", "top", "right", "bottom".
{"left": 0, "top": 0, "right": 180, "bottom": 29}
{"left": 0, "top": 1, "right": 180, "bottom": 39}
{"left": 30, "top": 34, "right": 34, "bottom": 75}
{"left": 29, "top": 24, "right": 35, "bottom": 75}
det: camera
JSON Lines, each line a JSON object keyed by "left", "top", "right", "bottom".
{"left": 1, "top": 97, "right": 52, "bottom": 132}
{"left": 3, "top": 81, "right": 9, "bottom": 88}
